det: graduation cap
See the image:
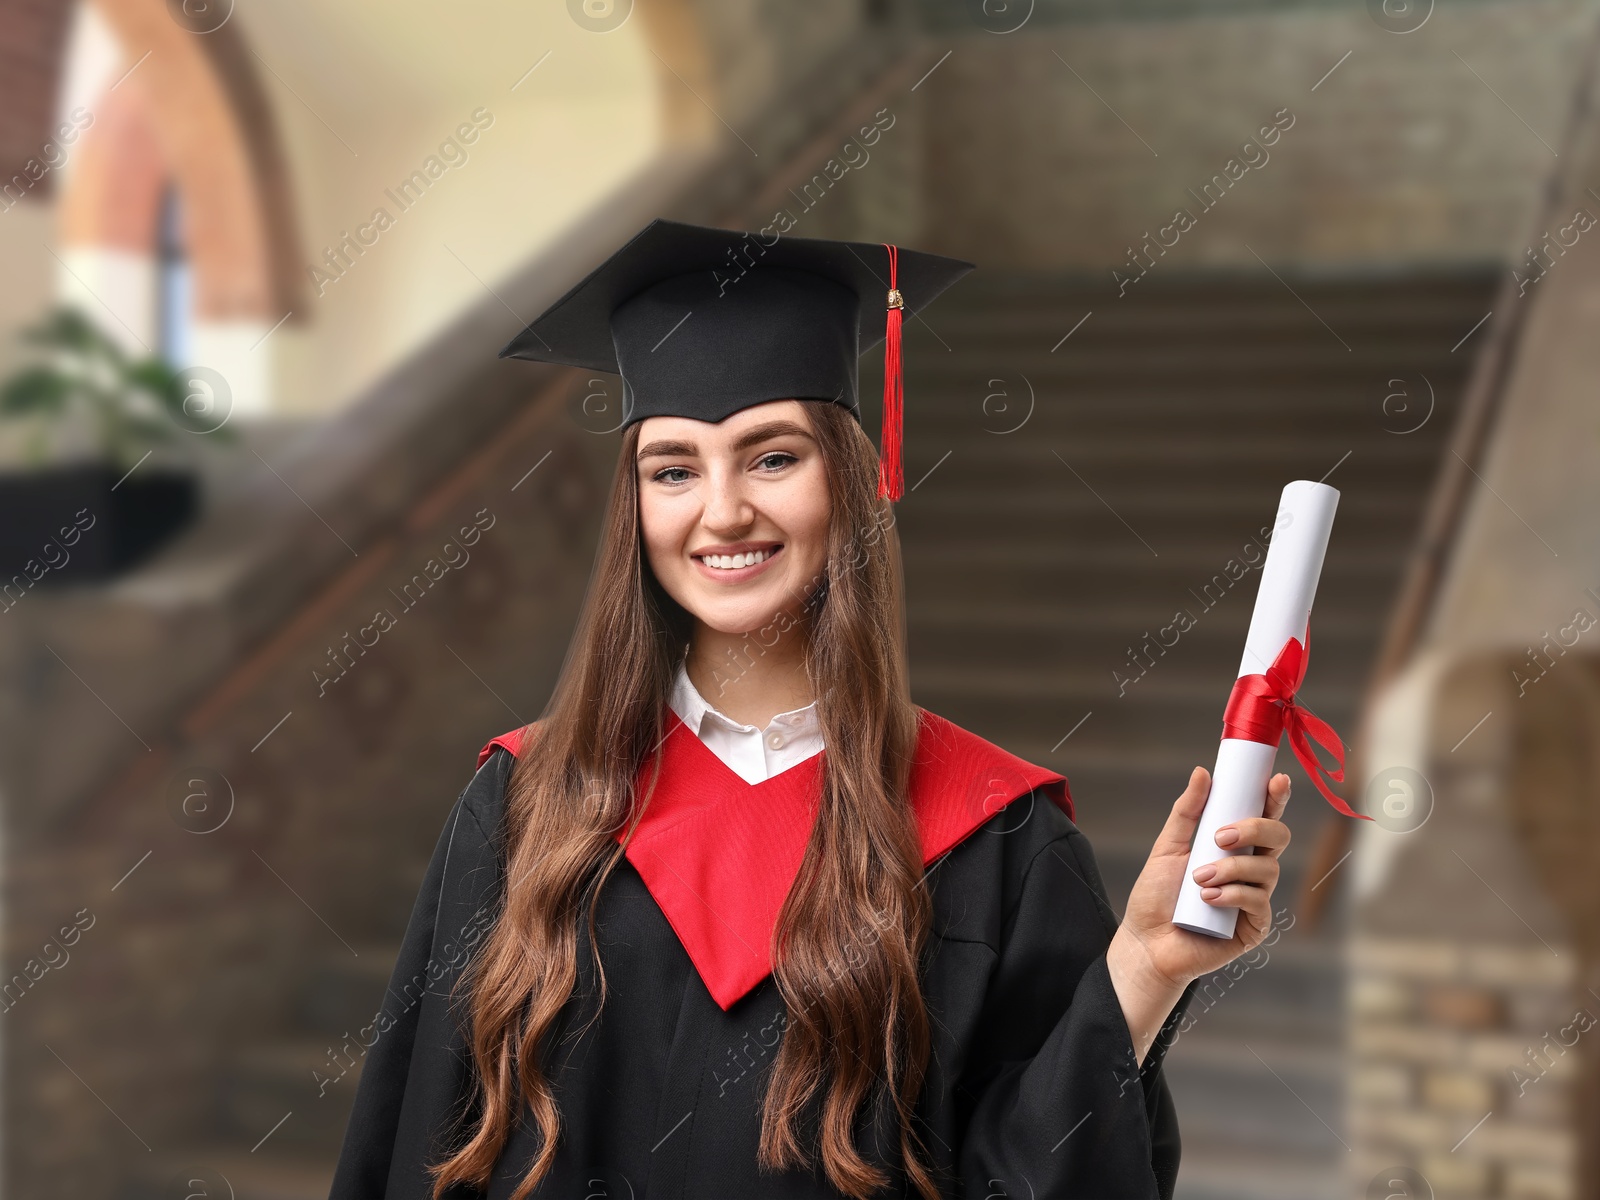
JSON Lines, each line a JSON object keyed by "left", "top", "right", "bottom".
{"left": 497, "top": 218, "right": 975, "bottom": 501}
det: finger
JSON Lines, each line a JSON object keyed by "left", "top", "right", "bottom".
{"left": 1233, "top": 888, "right": 1274, "bottom": 944}
{"left": 1198, "top": 881, "right": 1273, "bottom": 928}
{"left": 1192, "top": 854, "right": 1279, "bottom": 890}
{"left": 1265, "top": 773, "right": 1291, "bottom": 820}
{"left": 1214, "top": 816, "right": 1292, "bottom": 859}
{"left": 1151, "top": 767, "right": 1212, "bottom": 859}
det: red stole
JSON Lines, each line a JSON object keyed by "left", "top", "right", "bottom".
{"left": 476, "top": 708, "right": 1070, "bottom": 1010}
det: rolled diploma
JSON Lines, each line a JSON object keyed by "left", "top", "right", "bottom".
{"left": 1171, "top": 480, "right": 1339, "bottom": 939}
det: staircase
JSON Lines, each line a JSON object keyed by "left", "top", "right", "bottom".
{"left": 112, "top": 266, "right": 1493, "bottom": 1200}
{"left": 890, "top": 266, "right": 1498, "bottom": 1199}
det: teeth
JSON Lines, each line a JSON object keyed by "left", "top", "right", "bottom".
{"left": 701, "top": 549, "right": 772, "bottom": 570}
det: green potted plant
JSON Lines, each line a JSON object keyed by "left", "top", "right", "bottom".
{"left": 0, "top": 305, "right": 227, "bottom": 587}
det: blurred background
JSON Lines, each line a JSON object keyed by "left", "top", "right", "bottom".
{"left": 1, "top": 0, "right": 1597, "bottom": 1197}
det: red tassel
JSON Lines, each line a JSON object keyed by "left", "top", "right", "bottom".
{"left": 878, "top": 243, "right": 904, "bottom": 502}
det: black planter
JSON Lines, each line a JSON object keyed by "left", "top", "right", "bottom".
{"left": 0, "top": 462, "right": 199, "bottom": 587}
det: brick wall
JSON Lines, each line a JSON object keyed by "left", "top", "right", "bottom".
{"left": 1349, "top": 654, "right": 1600, "bottom": 1199}
{"left": 0, "top": 0, "right": 73, "bottom": 202}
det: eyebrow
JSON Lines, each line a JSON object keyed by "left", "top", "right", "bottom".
{"left": 636, "top": 419, "right": 814, "bottom": 462}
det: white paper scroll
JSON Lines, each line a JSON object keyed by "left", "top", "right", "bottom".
{"left": 1172, "top": 480, "right": 1340, "bottom": 939}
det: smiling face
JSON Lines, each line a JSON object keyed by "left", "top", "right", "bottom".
{"left": 636, "top": 399, "right": 831, "bottom": 638}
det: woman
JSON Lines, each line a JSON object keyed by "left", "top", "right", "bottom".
{"left": 329, "top": 219, "right": 1291, "bottom": 1200}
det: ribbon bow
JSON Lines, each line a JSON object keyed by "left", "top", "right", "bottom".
{"left": 1221, "top": 628, "right": 1371, "bottom": 820}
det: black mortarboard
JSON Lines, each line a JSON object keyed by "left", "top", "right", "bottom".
{"left": 497, "top": 218, "right": 974, "bottom": 500}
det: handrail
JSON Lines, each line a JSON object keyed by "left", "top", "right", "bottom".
{"left": 1295, "top": 12, "right": 1600, "bottom": 929}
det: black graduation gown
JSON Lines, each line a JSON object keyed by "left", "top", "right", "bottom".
{"left": 328, "top": 715, "right": 1196, "bottom": 1199}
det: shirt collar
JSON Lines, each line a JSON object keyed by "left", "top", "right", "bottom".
{"left": 669, "top": 658, "right": 821, "bottom": 738}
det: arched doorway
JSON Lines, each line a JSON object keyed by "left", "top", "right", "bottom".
{"left": 55, "top": 0, "right": 303, "bottom": 415}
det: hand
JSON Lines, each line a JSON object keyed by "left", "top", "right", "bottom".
{"left": 1108, "top": 767, "right": 1292, "bottom": 1032}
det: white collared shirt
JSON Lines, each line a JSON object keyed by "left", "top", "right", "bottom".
{"left": 668, "top": 660, "right": 824, "bottom": 784}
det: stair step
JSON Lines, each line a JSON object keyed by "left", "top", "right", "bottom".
{"left": 1175, "top": 1144, "right": 1347, "bottom": 1200}
{"left": 905, "top": 533, "right": 1405, "bottom": 565}
{"left": 1176, "top": 938, "right": 1345, "bottom": 1038}
{"left": 911, "top": 599, "right": 1377, "bottom": 635}
{"left": 1034, "top": 755, "right": 1364, "bottom": 816}
{"left": 911, "top": 718, "right": 1360, "bottom": 780}
{"left": 903, "top": 549, "right": 1406, "bottom": 598}
{"left": 1162, "top": 1029, "right": 1346, "bottom": 1156}
{"left": 908, "top": 346, "right": 1480, "bottom": 378}
{"left": 909, "top": 622, "right": 1381, "bottom": 686}
{"left": 902, "top": 375, "right": 1466, "bottom": 397}
{"left": 937, "top": 293, "right": 1487, "bottom": 322}
{"left": 912, "top": 663, "right": 1357, "bottom": 709}
{"left": 897, "top": 518, "right": 1420, "bottom": 556}
{"left": 938, "top": 271, "right": 1491, "bottom": 310}
{"left": 896, "top": 493, "right": 1438, "bottom": 540}
{"left": 899, "top": 484, "right": 1436, "bottom": 516}
{"left": 933, "top": 305, "right": 1488, "bottom": 334}
{"left": 1075, "top": 821, "right": 1351, "bottom": 907}
{"left": 899, "top": 427, "right": 1453, "bottom": 458}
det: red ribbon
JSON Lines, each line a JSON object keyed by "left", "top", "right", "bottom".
{"left": 1221, "top": 628, "right": 1371, "bottom": 820}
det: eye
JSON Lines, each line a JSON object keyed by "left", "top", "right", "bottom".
{"left": 754, "top": 451, "right": 798, "bottom": 472}
{"left": 651, "top": 466, "right": 693, "bottom": 485}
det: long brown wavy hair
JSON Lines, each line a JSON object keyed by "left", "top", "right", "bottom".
{"left": 427, "top": 397, "right": 945, "bottom": 1199}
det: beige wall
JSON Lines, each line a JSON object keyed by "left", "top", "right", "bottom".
{"left": 191, "top": 1, "right": 666, "bottom": 418}
{"left": 1417, "top": 14, "right": 1600, "bottom": 658}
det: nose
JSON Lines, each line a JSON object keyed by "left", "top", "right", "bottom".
{"left": 697, "top": 463, "right": 755, "bottom": 536}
